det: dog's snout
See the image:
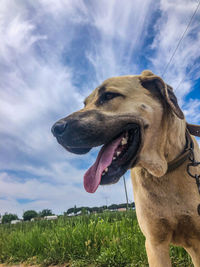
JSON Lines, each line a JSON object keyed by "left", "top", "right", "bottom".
{"left": 51, "top": 121, "right": 68, "bottom": 137}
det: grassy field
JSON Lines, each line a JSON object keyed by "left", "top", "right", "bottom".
{"left": 0, "top": 211, "right": 193, "bottom": 267}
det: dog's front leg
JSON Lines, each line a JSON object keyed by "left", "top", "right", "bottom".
{"left": 185, "top": 243, "right": 200, "bottom": 267}
{"left": 145, "top": 239, "right": 171, "bottom": 267}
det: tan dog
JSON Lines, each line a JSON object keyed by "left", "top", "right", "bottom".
{"left": 52, "top": 70, "right": 200, "bottom": 266}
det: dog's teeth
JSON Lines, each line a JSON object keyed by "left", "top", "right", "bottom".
{"left": 121, "top": 138, "right": 127, "bottom": 145}
{"left": 113, "top": 156, "right": 116, "bottom": 160}
{"left": 117, "top": 151, "right": 121, "bottom": 156}
{"left": 105, "top": 168, "right": 108, "bottom": 172}
{"left": 102, "top": 172, "right": 105, "bottom": 176}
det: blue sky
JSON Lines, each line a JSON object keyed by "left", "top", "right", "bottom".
{"left": 0, "top": 0, "right": 200, "bottom": 217}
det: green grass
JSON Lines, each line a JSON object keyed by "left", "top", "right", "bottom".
{"left": 0, "top": 211, "right": 193, "bottom": 266}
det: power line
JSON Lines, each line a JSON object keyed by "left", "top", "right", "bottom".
{"left": 175, "top": 77, "right": 185, "bottom": 91}
{"left": 175, "top": 63, "right": 200, "bottom": 91}
{"left": 162, "top": 1, "right": 200, "bottom": 78}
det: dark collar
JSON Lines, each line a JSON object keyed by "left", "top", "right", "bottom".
{"left": 166, "top": 125, "right": 200, "bottom": 215}
{"left": 167, "top": 121, "right": 200, "bottom": 173}
{"left": 167, "top": 130, "right": 193, "bottom": 173}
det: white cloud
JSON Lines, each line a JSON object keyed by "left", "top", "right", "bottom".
{"left": 0, "top": 0, "right": 85, "bottom": 162}
{"left": 0, "top": 172, "right": 133, "bottom": 217}
{"left": 85, "top": 0, "right": 155, "bottom": 84}
{"left": 183, "top": 99, "right": 200, "bottom": 123}
{"left": 150, "top": 0, "right": 200, "bottom": 102}
{"left": 0, "top": 0, "right": 199, "bottom": 216}
{"left": 0, "top": 0, "right": 152, "bottom": 215}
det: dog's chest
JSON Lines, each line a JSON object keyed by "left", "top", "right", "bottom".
{"left": 132, "top": 168, "right": 200, "bottom": 246}
{"left": 132, "top": 168, "right": 179, "bottom": 211}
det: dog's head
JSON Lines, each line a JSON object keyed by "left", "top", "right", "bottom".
{"left": 52, "top": 70, "right": 184, "bottom": 193}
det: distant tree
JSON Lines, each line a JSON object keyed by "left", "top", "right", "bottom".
{"left": 66, "top": 208, "right": 74, "bottom": 215}
{"left": 90, "top": 206, "right": 99, "bottom": 213}
{"left": 2, "top": 213, "right": 18, "bottom": 224}
{"left": 64, "top": 202, "right": 135, "bottom": 217}
{"left": 108, "top": 204, "right": 118, "bottom": 210}
{"left": 23, "top": 210, "right": 38, "bottom": 221}
{"left": 76, "top": 207, "right": 82, "bottom": 213}
{"left": 78, "top": 206, "right": 91, "bottom": 214}
{"left": 129, "top": 202, "right": 135, "bottom": 208}
{"left": 118, "top": 203, "right": 127, "bottom": 209}
{"left": 39, "top": 209, "right": 53, "bottom": 217}
{"left": 87, "top": 207, "right": 92, "bottom": 213}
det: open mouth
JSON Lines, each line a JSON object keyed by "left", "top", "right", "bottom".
{"left": 84, "top": 124, "right": 141, "bottom": 193}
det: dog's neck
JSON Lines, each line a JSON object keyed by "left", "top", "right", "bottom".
{"left": 137, "top": 113, "right": 187, "bottom": 178}
{"left": 164, "top": 114, "right": 186, "bottom": 163}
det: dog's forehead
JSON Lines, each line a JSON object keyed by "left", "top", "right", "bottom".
{"left": 84, "top": 75, "right": 141, "bottom": 105}
{"left": 101, "top": 75, "right": 141, "bottom": 91}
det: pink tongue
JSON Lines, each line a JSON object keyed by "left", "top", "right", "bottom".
{"left": 84, "top": 136, "right": 122, "bottom": 193}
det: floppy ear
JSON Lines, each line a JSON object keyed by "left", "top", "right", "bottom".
{"left": 140, "top": 70, "right": 184, "bottom": 119}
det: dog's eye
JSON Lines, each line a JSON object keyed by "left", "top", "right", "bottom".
{"left": 98, "top": 92, "right": 122, "bottom": 105}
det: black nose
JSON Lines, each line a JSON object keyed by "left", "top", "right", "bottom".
{"left": 51, "top": 121, "right": 68, "bottom": 137}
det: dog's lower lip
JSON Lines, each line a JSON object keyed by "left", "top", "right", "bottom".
{"left": 63, "top": 145, "right": 92, "bottom": 155}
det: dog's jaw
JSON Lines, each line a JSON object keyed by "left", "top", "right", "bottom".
{"left": 139, "top": 153, "right": 168, "bottom": 177}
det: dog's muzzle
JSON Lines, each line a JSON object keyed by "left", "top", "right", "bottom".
{"left": 51, "top": 110, "right": 144, "bottom": 193}
{"left": 51, "top": 118, "right": 92, "bottom": 154}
